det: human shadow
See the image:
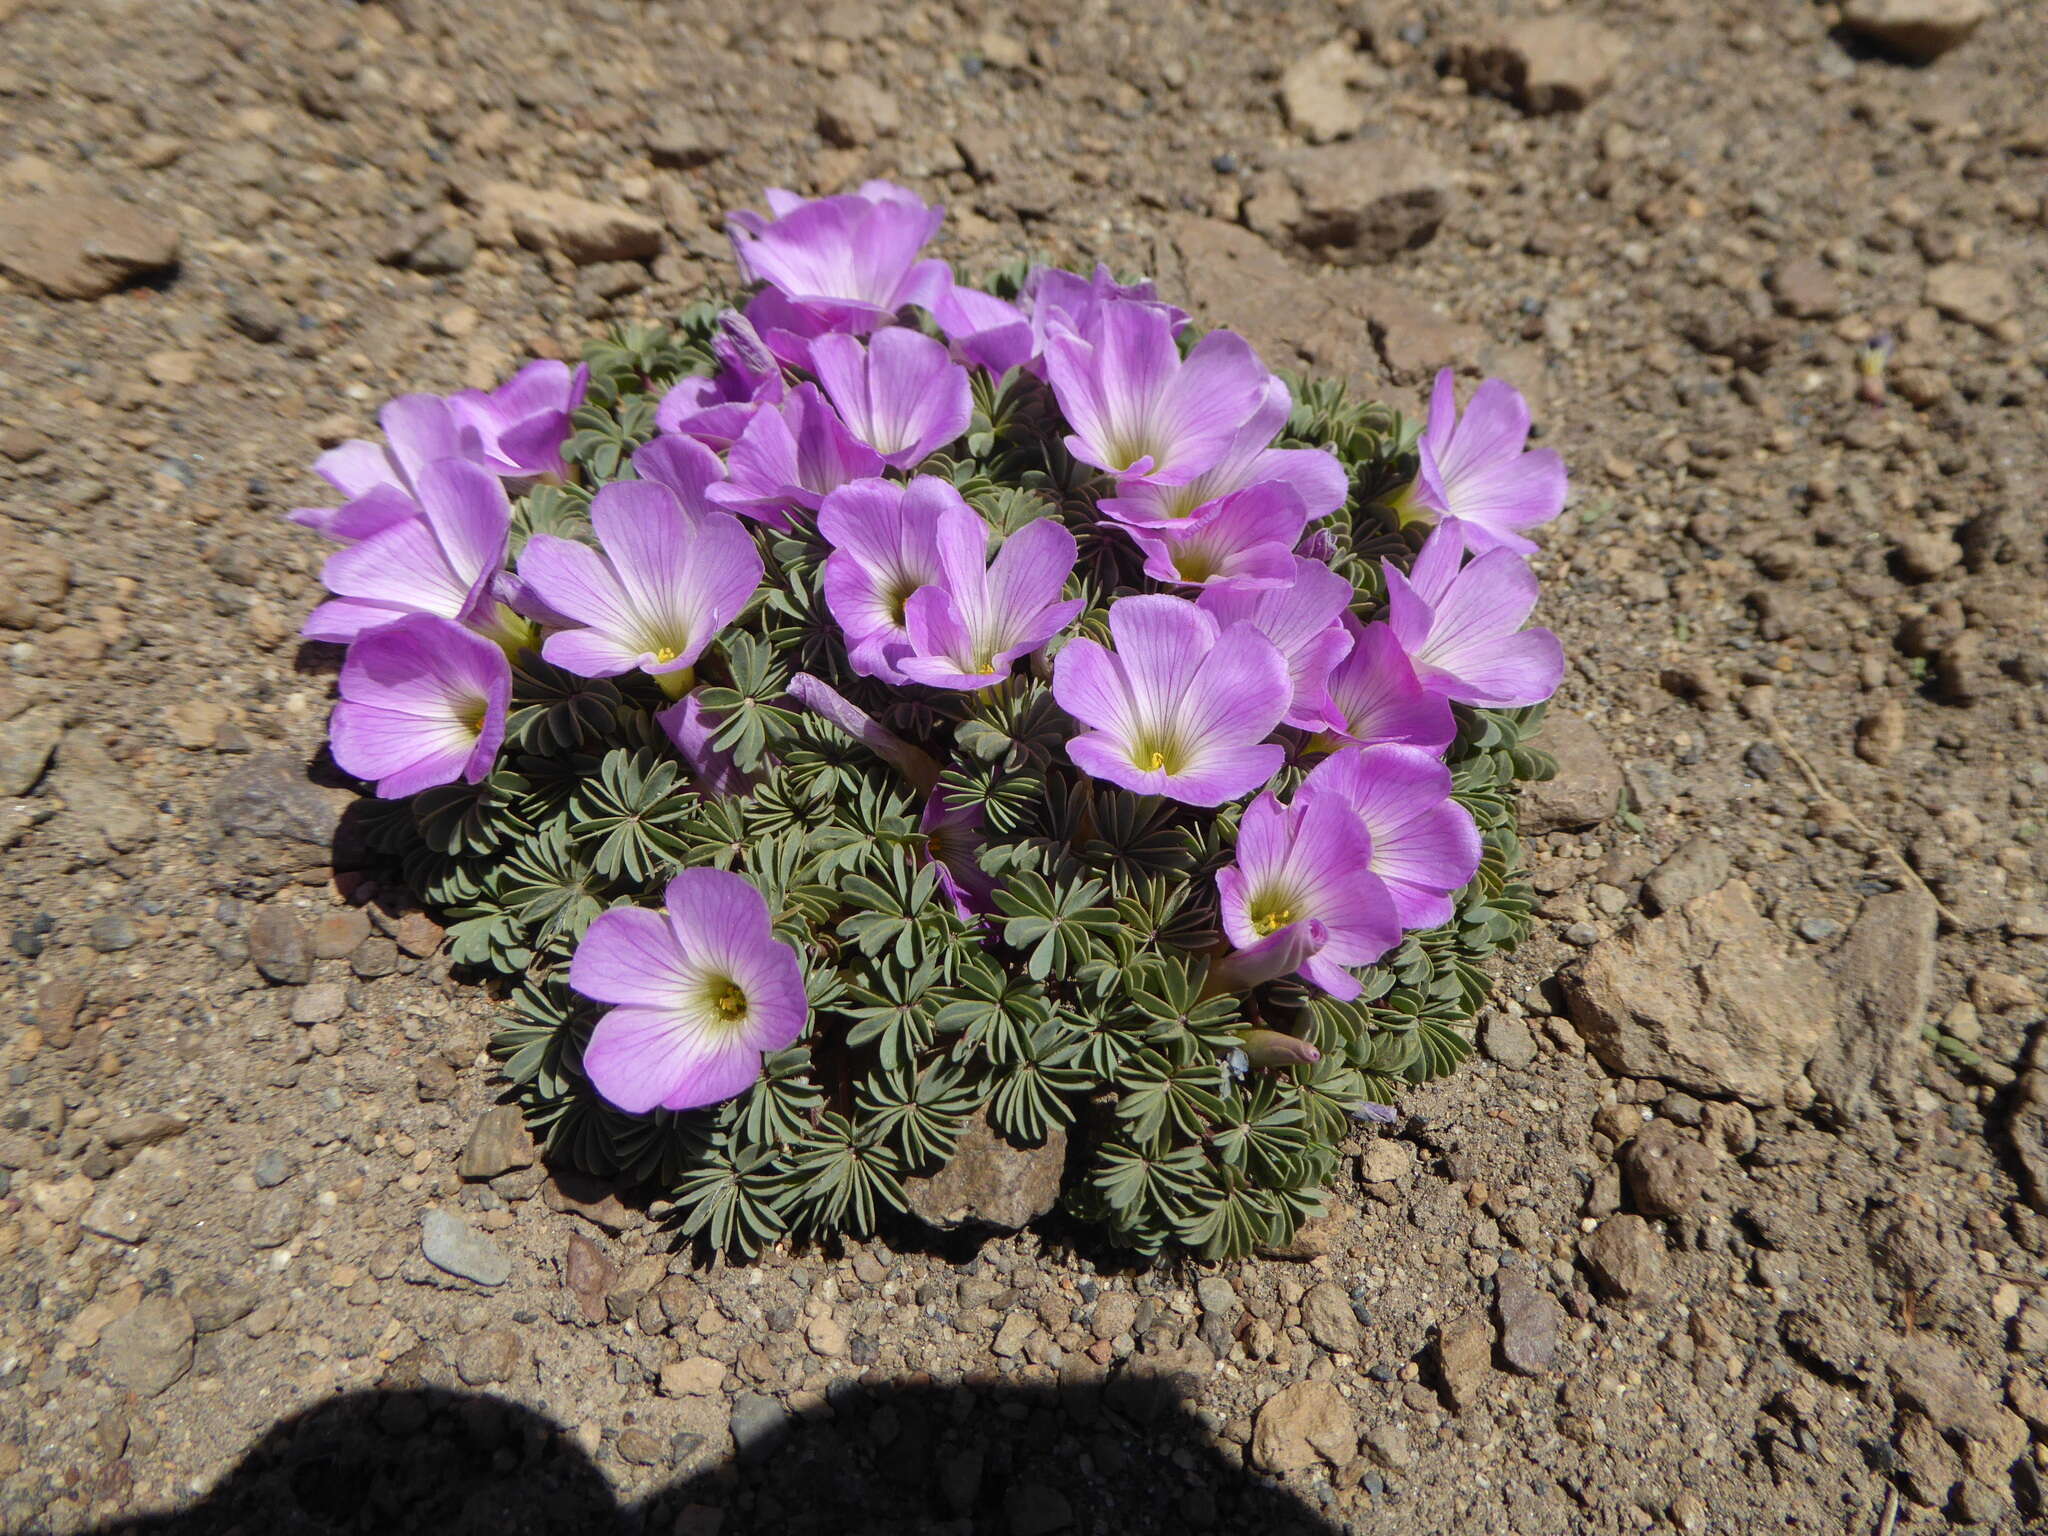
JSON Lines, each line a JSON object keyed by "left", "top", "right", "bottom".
{"left": 82, "top": 1376, "right": 1347, "bottom": 1536}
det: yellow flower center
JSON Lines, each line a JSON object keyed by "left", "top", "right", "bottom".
{"left": 1132, "top": 736, "right": 1184, "bottom": 775}
{"left": 713, "top": 985, "right": 747, "bottom": 1021}
{"left": 457, "top": 695, "right": 489, "bottom": 735}
{"left": 1253, "top": 905, "right": 1295, "bottom": 936}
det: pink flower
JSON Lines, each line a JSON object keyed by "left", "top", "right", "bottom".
{"left": 1412, "top": 368, "right": 1566, "bottom": 556}
{"left": 303, "top": 459, "right": 512, "bottom": 644}
{"left": 1384, "top": 522, "right": 1563, "bottom": 709}
{"left": 1322, "top": 617, "right": 1457, "bottom": 752}
{"left": 1216, "top": 790, "right": 1400, "bottom": 1000}
{"left": 1053, "top": 595, "right": 1288, "bottom": 807}
{"left": 1196, "top": 557, "right": 1357, "bottom": 731}
{"left": 1043, "top": 301, "right": 1269, "bottom": 486}
{"left": 328, "top": 614, "right": 509, "bottom": 799}
{"left": 810, "top": 329, "right": 971, "bottom": 470}
{"left": 895, "top": 502, "right": 1082, "bottom": 691}
{"left": 1125, "top": 483, "right": 1309, "bottom": 592}
{"left": 1298, "top": 744, "right": 1483, "bottom": 930}
{"left": 515, "top": 481, "right": 762, "bottom": 693}
{"left": 569, "top": 870, "right": 808, "bottom": 1114}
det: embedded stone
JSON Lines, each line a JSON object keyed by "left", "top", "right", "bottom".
{"left": 904, "top": 1109, "right": 1065, "bottom": 1232}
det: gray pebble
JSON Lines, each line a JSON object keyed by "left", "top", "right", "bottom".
{"left": 729, "top": 1391, "right": 790, "bottom": 1463}
{"left": 88, "top": 914, "right": 139, "bottom": 952}
{"left": 420, "top": 1208, "right": 512, "bottom": 1286}
{"left": 251, "top": 1148, "right": 292, "bottom": 1188}
{"left": 290, "top": 983, "right": 347, "bottom": 1025}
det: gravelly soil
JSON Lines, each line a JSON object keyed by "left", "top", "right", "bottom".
{"left": 0, "top": 1, "right": 2044, "bottom": 1533}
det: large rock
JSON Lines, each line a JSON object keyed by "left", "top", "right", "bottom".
{"left": 1924, "top": 262, "right": 2016, "bottom": 333}
{"left": 210, "top": 754, "right": 355, "bottom": 878}
{"left": 0, "top": 191, "right": 179, "bottom": 299}
{"left": 904, "top": 1109, "right": 1065, "bottom": 1232}
{"left": 2003, "top": 1031, "right": 2048, "bottom": 1216}
{"left": 476, "top": 182, "right": 662, "bottom": 265}
{"left": 1518, "top": 711, "right": 1623, "bottom": 833}
{"left": 0, "top": 705, "right": 62, "bottom": 797}
{"left": 1434, "top": 1307, "right": 1492, "bottom": 1411}
{"left": 98, "top": 1296, "right": 195, "bottom": 1396}
{"left": 457, "top": 1105, "right": 537, "bottom": 1181}
{"left": 1563, "top": 882, "right": 1837, "bottom": 1106}
{"left": 0, "top": 530, "right": 71, "bottom": 628}
{"left": 1841, "top": 0, "right": 1988, "bottom": 61}
{"left": 1157, "top": 217, "right": 1383, "bottom": 388}
{"left": 1449, "top": 17, "right": 1629, "bottom": 114}
{"left": 1279, "top": 40, "right": 1378, "bottom": 142}
{"left": 1617, "top": 1120, "right": 1716, "bottom": 1217}
{"left": 1887, "top": 1334, "right": 2030, "bottom": 1478}
{"left": 1579, "top": 1214, "right": 1666, "bottom": 1303}
{"left": 1243, "top": 144, "right": 1451, "bottom": 266}
{"left": 1807, "top": 888, "right": 1938, "bottom": 1126}
{"left": 1251, "top": 1381, "right": 1356, "bottom": 1471}
{"left": 420, "top": 1208, "right": 513, "bottom": 1286}
{"left": 1493, "top": 1270, "right": 1564, "bottom": 1375}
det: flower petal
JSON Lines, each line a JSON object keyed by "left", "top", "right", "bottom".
{"left": 570, "top": 906, "right": 692, "bottom": 1008}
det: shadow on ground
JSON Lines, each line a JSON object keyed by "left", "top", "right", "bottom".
{"left": 83, "top": 1378, "right": 1345, "bottom": 1536}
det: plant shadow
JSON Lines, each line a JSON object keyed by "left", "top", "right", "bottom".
{"left": 81, "top": 1376, "right": 1349, "bottom": 1536}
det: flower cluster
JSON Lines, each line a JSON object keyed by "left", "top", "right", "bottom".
{"left": 295, "top": 180, "right": 1566, "bottom": 1257}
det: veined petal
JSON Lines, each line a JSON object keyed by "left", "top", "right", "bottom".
{"left": 579, "top": 1005, "right": 707, "bottom": 1115}
{"left": 320, "top": 516, "right": 468, "bottom": 619}
{"left": 413, "top": 458, "right": 512, "bottom": 612}
{"left": 633, "top": 434, "right": 727, "bottom": 517}
{"left": 1051, "top": 637, "right": 1138, "bottom": 741}
{"left": 517, "top": 534, "right": 636, "bottom": 636}
{"left": 1177, "top": 621, "right": 1289, "bottom": 758}
{"left": 570, "top": 906, "right": 693, "bottom": 1007}
{"left": 661, "top": 868, "right": 775, "bottom": 975}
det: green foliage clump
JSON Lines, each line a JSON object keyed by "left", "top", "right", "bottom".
{"left": 365, "top": 310, "right": 1555, "bottom": 1260}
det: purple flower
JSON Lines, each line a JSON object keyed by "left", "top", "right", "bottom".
{"left": 708, "top": 383, "right": 884, "bottom": 528}
{"left": 931, "top": 283, "right": 1032, "bottom": 376}
{"left": 1098, "top": 379, "right": 1345, "bottom": 529}
{"left": 1216, "top": 790, "right": 1400, "bottom": 1000}
{"left": 1043, "top": 301, "right": 1269, "bottom": 486}
{"left": 810, "top": 329, "right": 971, "bottom": 470}
{"left": 1125, "top": 483, "right": 1309, "bottom": 592}
{"left": 1027, "top": 264, "right": 1188, "bottom": 356}
{"left": 896, "top": 504, "right": 1083, "bottom": 691}
{"left": 303, "top": 459, "right": 512, "bottom": 644}
{"left": 656, "top": 690, "right": 753, "bottom": 799}
{"left": 818, "top": 476, "right": 955, "bottom": 683}
{"left": 328, "top": 614, "right": 509, "bottom": 798}
{"left": 1052, "top": 595, "right": 1288, "bottom": 807}
{"left": 654, "top": 312, "right": 787, "bottom": 451}
{"left": 1385, "top": 522, "right": 1563, "bottom": 708}
{"left": 1210, "top": 917, "right": 1329, "bottom": 992}
{"left": 569, "top": 869, "right": 808, "bottom": 1114}
{"left": 921, "top": 794, "right": 996, "bottom": 919}
{"left": 728, "top": 181, "right": 949, "bottom": 337}
{"left": 632, "top": 433, "right": 727, "bottom": 516}
{"left": 1299, "top": 743, "right": 1483, "bottom": 930}
{"left": 516, "top": 481, "right": 762, "bottom": 695}
{"left": 1322, "top": 617, "right": 1457, "bottom": 752}
{"left": 290, "top": 393, "right": 477, "bottom": 541}
{"left": 1196, "top": 556, "right": 1355, "bottom": 730}
{"left": 448, "top": 360, "right": 590, "bottom": 481}
{"left": 1411, "top": 368, "right": 1566, "bottom": 557}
